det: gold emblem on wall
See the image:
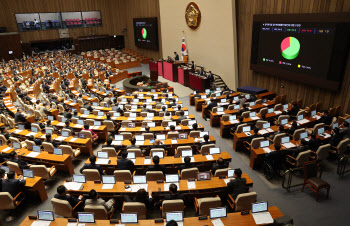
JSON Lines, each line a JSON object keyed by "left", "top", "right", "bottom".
{"left": 185, "top": 2, "right": 201, "bottom": 30}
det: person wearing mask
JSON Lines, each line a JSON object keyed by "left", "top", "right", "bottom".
{"left": 85, "top": 189, "right": 115, "bottom": 211}
{"left": 143, "top": 155, "right": 166, "bottom": 175}
{"left": 226, "top": 169, "right": 248, "bottom": 199}
{"left": 211, "top": 157, "right": 228, "bottom": 176}
{"left": 117, "top": 151, "right": 134, "bottom": 173}
{"left": 80, "top": 155, "right": 104, "bottom": 175}
{"left": 54, "top": 185, "right": 85, "bottom": 211}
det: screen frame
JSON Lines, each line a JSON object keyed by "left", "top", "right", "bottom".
{"left": 133, "top": 17, "right": 159, "bottom": 50}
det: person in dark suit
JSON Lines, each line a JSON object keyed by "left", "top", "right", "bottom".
{"left": 287, "top": 121, "right": 299, "bottom": 136}
{"left": 307, "top": 133, "right": 321, "bottom": 152}
{"left": 63, "top": 108, "right": 73, "bottom": 120}
{"left": 207, "top": 101, "right": 218, "bottom": 112}
{"left": 265, "top": 143, "right": 285, "bottom": 170}
{"left": 211, "top": 158, "right": 228, "bottom": 176}
{"left": 174, "top": 52, "right": 179, "bottom": 61}
{"left": 102, "top": 137, "right": 120, "bottom": 152}
{"left": 63, "top": 120, "right": 75, "bottom": 135}
{"left": 54, "top": 185, "right": 84, "bottom": 210}
{"left": 318, "top": 110, "right": 332, "bottom": 126}
{"left": 285, "top": 139, "right": 309, "bottom": 158}
{"left": 158, "top": 183, "right": 183, "bottom": 206}
{"left": 197, "top": 134, "right": 214, "bottom": 151}
{"left": 177, "top": 111, "right": 187, "bottom": 125}
{"left": 117, "top": 151, "right": 134, "bottom": 173}
{"left": 270, "top": 125, "right": 285, "bottom": 140}
{"left": 124, "top": 188, "right": 153, "bottom": 210}
{"left": 45, "top": 133, "right": 62, "bottom": 148}
{"left": 126, "top": 138, "right": 140, "bottom": 150}
{"left": 238, "top": 104, "right": 249, "bottom": 116}
{"left": 1, "top": 171, "right": 26, "bottom": 198}
{"left": 33, "top": 117, "right": 45, "bottom": 130}
{"left": 207, "top": 71, "right": 214, "bottom": 83}
{"left": 14, "top": 108, "right": 27, "bottom": 123}
{"left": 231, "top": 116, "right": 244, "bottom": 134}
{"left": 246, "top": 127, "right": 261, "bottom": 144}
{"left": 288, "top": 103, "right": 299, "bottom": 117}
{"left": 9, "top": 151, "right": 31, "bottom": 169}
{"left": 79, "top": 155, "right": 104, "bottom": 175}
{"left": 226, "top": 169, "right": 248, "bottom": 199}
{"left": 340, "top": 121, "right": 350, "bottom": 139}
{"left": 143, "top": 155, "right": 166, "bottom": 175}
{"left": 329, "top": 128, "right": 342, "bottom": 148}
{"left": 0, "top": 168, "right": 5, "bottom": 191}
{"left": 179, "top": 156, "right": 195, "bottom": 172}
{"left": 0, "top": 152, "right": 10, "bottom": 164}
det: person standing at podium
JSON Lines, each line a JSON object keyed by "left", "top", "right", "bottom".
{"left": 174, "top": 52, "right": 179, "bottom": 61}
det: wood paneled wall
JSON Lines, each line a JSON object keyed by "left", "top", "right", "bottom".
{"left": 236, "top": 0, "right": 350, "bottom": 114}
{"left": 0, "top": 0, "right": 162, "bottom": 59}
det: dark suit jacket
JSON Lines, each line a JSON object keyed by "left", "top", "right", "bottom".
{"left": 289, "top": 106, "right": 299, "bottom": 117}
{"left": 227, "top": 178, "right": 248, "bottom": 199}
{"left": 179, "top": 163, "right": 195, "bottom": 172}
{"left": 285, "top": 145, "right": 309, "bottom": 158}
{"left": 102, "top": 144, "right": 119, "bottom": 152}
{"left": 14, "top": 112, "right": 27, "bottom": 123}
{"left": 177, "top": 116, "right": 187, "bottom": 125}
{"left": 340, "top": 127, "right": 350, "bottom": 139}
{"left": 9, "top": 158, "right": 29, "bottom": 169}
{"left": 0, "top": 153, "right": 9, "bottom": 163}
{"left": 1, "top": 178, "right": 26, "bottom": 198}
{"left": 211, "top": 163, "right": 228, "bottom": 176}
{"left": 124, "top": 196, "right": 153, "bottom": 210}
{"left": 79, "top": 163, "right": 104, "bottom": 175}
{"left": 207, "top": 102, "right": 218, "bottom": 111}
{"left": 174, "top": 54, "right": 179, "bottom": 61}
{"left": 117, "top": 158, "right": 134, "bottom": 172}
{"left": 150, "top": 144, "right": 167, "bottom": 151}
{"left": 143, "top": 164, "right": 166, "bottom": 175}
{"left": 54, "top": 193, "right": 81, "bottom": 208}
{"left": 307, "top": 138, "right": 321, "bottom": 152}
{"left": 63, "top": 112, "right": 72, "bottom": 119}
{"left": 247, "top": 134, "right": 261, "bottom": 144}
{"left": 329, "top": 133, "right": 342, "bottom": 147}
{"left": 161, "top": 193, "right": 184, "bottom": 205}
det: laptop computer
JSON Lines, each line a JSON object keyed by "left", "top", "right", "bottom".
{"left": 268, "top": 108, "right": 274, "bottom": 114}
{"left": 102, "top": 175, "right": 115, "bottom": 184}
{"left": 115, "top": 135, "right": 124, "bottom": 141}
{"left": 166, "top": 211, "right": 184, "bottom": 223}
{"left": 37, "top": 211, "right": 54, "bottom": 221}
{"left": 13, "top": 142, "right": 21, "bottom": 150}
{"left": 156, "top": 134, "right": 166, "bottom": 140}
{"left": 281, "top": 136, "right": 290, "bottom": 144}
{"left": 283, "top": 104, "right": 288, "bottom": 110}
{"left": 165, "top": 174, "right": 179, "bottom": 183}
{"left": 245, "top": 94, "right": 250, "bottom": 99}
{"left": 84, "top": 110, "right": 90, "bottom": 115}
{"left": 73, "top": 174, "right": 86, "bottom": 183}
{"left": 48, "top": 116, "right": 54, "bottom": 121}
{"left": 234, "top": 105, "right": 240, "bottom": 110}
{"left": 18, "top": 124, "right": 25, "bottom": 130}
{"left": 94, "top": 121, "right": 101, "bottom": 126}
{"left": 188, "top": 120, "right": 197, "bottom": 126}
{"left": 78, "top": 213, "right": 95, "bottom": 223}
{"left": 263, "top": 123, "right": 270, "bottom": 129}
{"left": 54, "top": 148, "right": 63, "bottom": 155}
{"left": 249, "top": 102, "right": 255, "bottom": 107}
{"left": 133, "top": 175, "right": 147, "bottom": 184}
{"left": 0, "top": 166, "right": 9, "bottom": 173}
{"left": 31, "top": 127, "right": 38, "bottom": 133}
{"left": 46, "top": 128, "right": 53, "bottom": 135}
{"left": 120, "top": 213, "right": 138, "bottom": 224}
{"left": 311, "top": 110, "right": 317, "bottom": 117}
{"left": 77, "top": 133, "right": 86, "bottom": 139}
{"left": 178, "top": 133, "right": 188, "bottom": 139}
{"left": 152, "top": 151, "right": 164, "bottom": 159}
{"left": 197, "top": 172, "right": 211, "bottom": 181}
{"left": 332, "top": 123, "right": 338, "bottom": 129}
{"left": 260, "top": 140, "right": 270, "bottom": 148}
{"left": 32, "top": 145, "right": 41, "bottom": 153}
{"left": 227, "top": 169, "right": 235, "bottom": 178}
{"left": 77, "top": 119, "right": 84, "bottom": 125}
{"left": 209, "top": 147, "right": 221, "bottom": 155}
{"left": 62, "top": 130, "right": 69, "bottom": 137}
{"left": 217, "top": 107, "right": 224, "bottom": 112}
{"left": 97, "top": 151, "right": 108, "bottom": 159}
{"left": 318, "top": 127, "right": 325, "bottom": 136}
{"left": 300, "top": 132, "right": 308, "bottom": 140}
{"left": 229, "top": 115, "right": 236, "bottom": 121}
{"left": 210, "top": 207, "right": 227, "bottom": 219}
{"left": 181, "top": 150, "right": 193, "bottom": 157}
{"left": 168, "top": 121, "right": 176, "bottom": 127}
{"left": 249, "top": 112, "right": 256, "bottom": 118}
{"left": 252, "top": 201, "right": 268, "bottom": 214}
{"left": 242, "top": 126, "right": 251, "bottom": 133}
{"left": 127, "top": 122, "right": 135, "bottom": 128}
{"left": 200, "top": 131, "right": 209, "bottom": 137}
{"left": 281, "top": 119, "right": 288, "bottom": 125}
{"left": 127, "top": 152, "right": 136, "bottom": 159}
{"left": 297, "top": 114, "right": 304, "bottom": 121}
{"left": 23, "top": 169, "right": 34, "bottom": 178}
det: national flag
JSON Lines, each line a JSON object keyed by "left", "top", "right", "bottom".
{"left": 181, "top": 36, "right": 188, "bottom": 60}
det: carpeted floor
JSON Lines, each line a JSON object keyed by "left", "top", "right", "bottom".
{"left": 2, "top": 64, "right": 349, "bottom": 226}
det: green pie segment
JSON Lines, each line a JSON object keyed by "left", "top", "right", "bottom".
{"left": 281, "top": 37, "right": 300, "bottom": 60}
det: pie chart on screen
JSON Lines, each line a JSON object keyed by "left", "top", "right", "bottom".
{"left": 281, "top": 37, "right": 300, "bottom": 60}
{"left": 142, "top": 28, "right": 147, "bottom": 39}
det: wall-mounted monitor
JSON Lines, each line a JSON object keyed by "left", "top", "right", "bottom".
{"left": 82, "top": 11, "right": 102, "bottom": 27}
{"left": 250, "top": 13, "right": 350, "bottom": 91}
{"left": 133, "top": 17, "right": 159, "bottom": 50}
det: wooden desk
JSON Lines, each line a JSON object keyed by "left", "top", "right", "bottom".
{"left": 195, "top": 93, "right": 240, "bottom": 112}
{"left": 109, "top": 70, "right": 128, "bottom": 84}
{"left": 24, "top": 176, "right": 48, "bottom": 203}
{"left": 163, "top": 61, "right": 185, "bottom": 82}
{"left": 118, "top": 124, "right": 205, "bottom": 135}
{"left": 257, "top": 91, "right": 276, "bottom": 100}
{"left": 9, "top": 129, "right": 93, "bottom": 155}
{"left": 189, "top": 73, "right": 210, "bottom": 92}
{"left": 0, "top": 145, "right": 74, "bottom": 176}
{"left": 20, "top": 206, "right": 283, "bottom": 225}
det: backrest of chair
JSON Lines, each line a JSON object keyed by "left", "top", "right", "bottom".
{"left": 303, "top": 161, "right": 318, "bottom": 180}
{"left": 255, "top": 99, "right": 262, "bottom": 105}
{"left": 43, "top": 142, "right": 54, "bottom": 153}
{"left": 7, "top": 161, "right": 22, "bottom": 175}
{"left": 293, "top": 128, "right": 306, "bottom": 140}
{"left": 214, "top": 168, "right": 229, "bottom": 177}
{"left": 251, "top": 137, "right": 265, "bottom": 149}
{"left": 114, "top": 170, "right": 132, "bottom": 182}
{"left": 295, "top": 150, "right": 312, "bottom": 167}
{"left": 102, "top": 147, "right": 118, "bottom": 157}
{"left": 62, "top": 128, "right": 72, "bottom": 137}
{"left": 81, "top": 130, "right": 93, "bottom": 141}
{"left": 200, "top": 144, "right": 215, "bottom": 155}
{"left": 316, "top": 144, "right": 330, "bottom": 161}
{"left": 212, "top": 107, "right": 218, "bottom": 113}
{"left": 86, "top": 119, "right": 94, "bottom": 126}
{"left": 296, "top": 110, "right": 305, "bottom": 117}
{"left": 274, "top": 104, "right": 282, "bottom": 111}
{"left": 84, "top": 205, "right": 108, "bottom": 220}
{"left": 142, "top": 133, "right": 154, "bottom": 139}
{"left": 278, "top": 115, "right": 289, "bottom": 125}
{"left": 127, "top": 149, "right": 142, "bottom": 157}
{"left": 31, "top": 123, "right": 41, "bottom": 132}
{"left": 167, "top": 132, "right": 179, "bottom": 139}
{"left": 162, "top": 120, "right": 171, "bottom": 127}
{"left": 150, "top": 148, "right": 165, "bottom": 156}
{"left": 337, "top": 138, "right": 349, "bottom": 155}
{"left": 146, "top": 171, "right": 164, "bottom": 181}
{"left": 58, "top": 145, "right": 74, "bottom": 157}
{"left": 221, "top": 114, "right": 230, "bottom": 121}
{"left": 312, "top": 123, "right": 324, "bottom": 134}
{"left": 82, "top": 169, "right": 101, "bottom": 181}
{"left": 236, "top": 123, "right": 247, "bottom": 133}
{"left": 121, "top": 120, "right": 131, "bottom": 126}
{"left": 30, "top": 165, "right": 49, "bottom": 179}
{"left": 181, "top": 119, "right": 190, "bottom": 126}
{"left": 9, "top": 137, "right": 20, "bottom": 146}
{"left": 123, "top": 202, "right": 146, "bottom": 220}
{"left": 25, "top": 140, "right": 35, "bottom": 150}
{"left": 273, "top": 133, "right": 286, "bottom": 144}
{"left": 103, "top": 121, "right": 115, "bottom": 132}
{"left": 0, "top": 192, "right": 15, "bottom": 210}
{"left": 198, "top": 197, "right": 221, "bottom": 216}
{"left": 162, "top": 200, "right": 184, "bottom": 218}
{"left": 51, "top": 198, "right": 73, "bottom": 218}
{"left": 242, "top": 111, "right": 250, "bottom": 118}
{"left": 181, "top": 167, "right": 198, "bottom": 180}
{"left": 256, "top": 120, "right": 267, "bottom": 129}
{"left": 120, "top": 132, "right": 132, "bottom": 140}
{"left": 177, "top": 146, "right": 192, "bottom": 156}
{"left": 235, "top": 192, "right": 257, "bottom": 212}
{"left": 0, "top": 134, "right": 7, "bottom": 146}
{"left": 259, "top": 108, "right": 268, "bottom": 115}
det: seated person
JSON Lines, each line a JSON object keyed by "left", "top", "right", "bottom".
{"left": 226, "top": 169, "right": 248, "bottom": 199}
{"left": 126, "top": 138, "right": 140, "bottom": 150}
{"left": 177, "top": 111, "right": 187, "bottom": 125}
{"left": 162, "top": 112, "right": 173, "bottom": 121}
{"left": 33, "top": 117, "right": 45, "bottom": 130}
{"left": 8, "top": 151, "right": 31, "bottom": 169}
{"left": 0, "top": 169, "right": 5, "bottom": 190}
{"left": 288, "top": 103, "right": 299, "bottom": 117}
{"left": 158, "top": 183, "right": 183, "bottom": 206}
{"left": 79, "top": 155, "right": 104, "bottom": 175}
{"left": 207, "top": 101, "right": 217, "bottom": 112}
{"left": 197, "top": 134, "right": 214, "bottom": 151}
{"left": 54, "top": 185, "right": 84, "bottom": 211}
{"left": 285, "top": 139, "right": 309, "bottom": 158}
{"left": 82, "top": 124, "right": 98, "bottom": 139}
{"left": 124, "top": 188, "right": 153, "bottom": 210}
{"left": 269, "top": 125, "right": 285, "bottom": 140}
{"left": 85, "top": 189, "right": 115, "bottom": 211}
{"left": 45, "top": 133, "right": 62, "bottom": 148}
{"left": 151, "top": 139, "right": 167, "bottom": 151}
{"left": 211, "top": 157, "right": 228, "bottom": 175}
{"left": 230, "top": 116, "right": 244, "bottom": 134}
{"left": 1, "top": 171, "right": 26, "bottom": 198}
{"left": 340, "top": 121, "right": 350, "bottom": 139}
{"left": 287, "top": 121, "right": 299, "bottom": 136}
{"left": 63, "top": 120, "right": 75, "bottom": 135}
{"left": 265, "top": 143, "right": 284, "bottom": 169}
{"left": 179, "top": 156, "right": 194, "bottom": 172}
{"left": 169, "top": 99, "right": 177, "bottom": 108}
{"left": 27, "top": 135, "right": 42, "bottom": 146}
{"left": 117, "top": 151, "right": 134, "bottom": 173}
{"left": 102, "top": 137, "right": 120, "bottom": 152}
{"left": 246, "top": 127, "right": 261, "bottom": 143}
{"left": 63, "top": 108, "right": 73, "bottom": 120}
{"left": 307, "top": 133, "right": 321, "bottom": 152}
{"left": 14, "top": 108, "right": 27, "bottom": 124}
{"left": 329, "top": 127, "right": 342, "bottom": 148}
{"left": 46, "top": 120, "right": 59, "bottom": 133}
{"left": 318, "top": 110, "right": 332, "bottom": 126}
{"left": 143, "top": 155, "right": 166, "bottom": 175}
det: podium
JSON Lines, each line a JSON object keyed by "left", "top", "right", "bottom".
{"left": 149, "top": 61, "right": 158, "bottom": 83}
{"left": 189, "top": 73, "right": 210, "bottom": 92}
{"left": 178, "top": 67, "right": 194, "bottom": 87}
{"left": 158, "top": 60, "right": 164, "bottom": 77}
{"left": 163, "top": 61, "right": 185, "bottom": 82}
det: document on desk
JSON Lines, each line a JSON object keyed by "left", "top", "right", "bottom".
{"left": 323, "top": 133, "right": 331, "bottom": 139}
{"left": 274, "top": 111, "right": 282, "bottom": 115}
{"left": 252, "top": 212, "right": 274, "bottom": 225}
{"left": 171, "top": 140, "right": 178, "bottom": 144}
{"left": 282, "top": 143, "right": 296, "bottom": 149}
{"left": 96, "top": 159, "right": 110, "bottom": 165}
{"left": 70, "top": 138, "right": 77, "bottom": 142}
{"left": 211, "top": 218, "right": 225, "bottom": 226}
{"left": 102, "top": 184, "right": 114, "bottom": 190}
{"left": 66, "top": 223, "right": 78, "bottom": 226}
{"left": 112, "top": 141, "right": 122, "bottom": 145}
{"left": 258, "top": 130, "right": 269, "bottom": 135}
{"left": 229, "top": 120, "right": 239, "bottom": 124}
{"left": 74, "top": 124, "right": 83, "bottom": 128}
{"left": 2, "top": 147, "right": 12, "bottom": 152}
{"left": 26, "top": 152, "right": 40, "bottom": 158}
{"left": 131, "top": 184, "right": 148, "bottom": 192}
{"left": 26, "top": 132, "right": 37, "bottom": 137}
{"left": 187, "top": 181, "right": 196, "bottom": 189}
{"left": 224, "top": 178, "right": 233, "bottom": 185}
{"left": 57, "top": 122, "right": 65, "bottom": 126}
{"left": 266, "top": 128, "right": 274, "bottom": 133}
{"left": 144, "top": 159, "right": 152, "bottom": 164}
{"left": 31, "top": 220, "right": 51, "bottom": 226}
{"left": 206, "top": 155, "right": 214, "bottom": 160}
{"left": 216, "top": 112, "right": 225, "bottom": 115}
{"left": 251, "top": 116, "right": 260, "bottom": 120}
{"left": 131, "top": 159, "right": 136, "bottom": 164}
{"left": 127, "top": 117, "right": 136, "bottom": 121}
{"left": 136, "top": 141, "right": 144, "bottom": 145}
{"left": 92, "top": 126, "right": 100, "bottom": 129}
{"left": 164, "top": 183, "right": 179, "bottom": 191}
{"left": 263, "top": 148, "right": 272, "bottom": 153}
{"left": 144, "top": 117, "right": 153, "bottom": 121}
{"left": 64, "top": 182, "right": 83, "bottom": 191}
{"left": 80, "top": 114, "right": 88, "bottom": 118}
{"left": 175, "top": 126, "right": 181, "bottom": 130}
{"left": 120, "top": 127, "right": 126, "bottom": 131}
{"left": 55, "top": 136, "right": 67, "bottom": 141}
{"left": 13, "top": 129, "right": 23, "bottom": 133}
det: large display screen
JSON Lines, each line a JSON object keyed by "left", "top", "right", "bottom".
{"left": 133, "top": 17, "right": 159, "bottom": 50}
{"left": 250, "top": 14, "right": 350, "bottom": 91}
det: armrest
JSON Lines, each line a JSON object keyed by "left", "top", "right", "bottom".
{"left": 13, "top": 192, "right": 23, "bottom": 202}
{"left": 287, "top": 155, "right": 296, "bottom": 161}
{"left": 244, "top": 141, "right": 251, "bottom": 147}
{"left": 227, "top": 194, "right": 235, "bottom": 203}
{"left": 122, "top": 201, "right": 126, "bottom": 212}
{"left": 72, "top": 201, "right": 83, "bottom": 212}
{"left": 132, "top": 171, "right": 136, "bottom": 176}
{"left": 194, "top": 197, "right": 199, "bottom": 213}
{"left": 48, "top": 165, "right": 57, "bottom": 176}
{"left": 178, "top": 170, "right": 181, "bottom": 180}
